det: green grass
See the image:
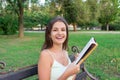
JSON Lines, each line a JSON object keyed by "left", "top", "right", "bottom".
{"left": 0, "top": 31, "right": 120, "bottom": 80}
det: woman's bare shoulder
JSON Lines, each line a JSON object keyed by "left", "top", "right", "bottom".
{"left": 39, "top": 49, "right": 52, "bottom": 66}
{"left": 40, "top": 49, "right": 50, "bottom": 57}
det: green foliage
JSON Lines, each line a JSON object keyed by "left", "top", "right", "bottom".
{"left": 62, "top": 0, "right": 78, "bottom": 24}
{"left": 24, "top": 5, "right": 53, "bottom": 29}
{"left": 49, "top": 0, "right": 120, "bottom": 30}
{"left": 85, "top": 0, "right": 100, "bottom": 27}
{"left": 0, "top": 14, "right": 18, "bottom": 35}
{"left": 102, "top": 23, "right": 120, "bottom": 31}
{"left": 109, "top": 24, "right": 120, "bottom": 30}
{"left": 98, "top": 0, "right": 120, "bottom": 30}
{"left": 1, "top": 0, "right": 120, "bottom": 35}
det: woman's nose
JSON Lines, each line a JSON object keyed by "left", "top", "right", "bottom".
{"left": 58, "top": 30, "right": 62, "bottom": 34}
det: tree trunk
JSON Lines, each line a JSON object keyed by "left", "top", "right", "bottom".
{"left": 18, "top": 0, "right": 24, "bottom": 38}
{"left": 72, "top": 23, "right": 77, "bottom": 31}
{"left": 106, "top": 23, "right": 109, "bottom": 31}
{"left": 18, "top": 15, "right": 24, "bottom": 38}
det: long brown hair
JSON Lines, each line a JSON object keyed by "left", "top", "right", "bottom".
{"left": 41, "top": 16, "right": 69, "bottom": 50}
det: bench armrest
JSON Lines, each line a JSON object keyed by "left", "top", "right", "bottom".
{"left": 69, "top": 55, "right": 98, "bottom": 80}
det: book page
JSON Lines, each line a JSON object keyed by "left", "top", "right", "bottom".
{"left": 74, "top": 37, "right": 98, "bottom": 64}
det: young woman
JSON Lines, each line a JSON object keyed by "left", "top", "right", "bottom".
{"left": 38, "top": 16, "right": 80, "bottom": 80}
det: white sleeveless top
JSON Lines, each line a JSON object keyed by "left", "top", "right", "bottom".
{"left": 47, "top": 50, "right": 74, "bottom": 80}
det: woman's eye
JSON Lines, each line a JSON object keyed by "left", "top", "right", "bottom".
{"left": 53, "top": 29, "right": 57, "bottom": 31}
{"left": 62, "top": 29, "right": 66, "bottom": 31}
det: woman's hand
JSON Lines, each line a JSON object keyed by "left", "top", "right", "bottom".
{"left": 74, "top": 53, "right": 79, "bottom": 60}
{"left": 65, "top": 62, "right": 80, "bottom": 76}
{"left": 58, "top": 62, "right": 80, "bottom": 80}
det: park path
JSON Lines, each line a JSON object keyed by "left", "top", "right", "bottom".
{"left": 25, "top": 31, "right": 120, "bottom": 34}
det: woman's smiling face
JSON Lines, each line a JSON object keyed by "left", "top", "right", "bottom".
{"left": 50, "top": 21, "right": 67, "bottom": 45}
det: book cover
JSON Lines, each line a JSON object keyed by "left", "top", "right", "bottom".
{"left": 74, "top": 37, "right": 98, "bottom": 65}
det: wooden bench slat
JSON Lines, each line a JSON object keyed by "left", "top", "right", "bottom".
{"left": 0, "top": 65, "right": 37, "bottom": 80}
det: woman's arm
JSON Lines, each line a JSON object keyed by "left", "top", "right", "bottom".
{"left": 38, "top": 50, "right": 52, "bottom": 80}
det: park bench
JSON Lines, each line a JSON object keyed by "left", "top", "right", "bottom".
{"left": 0, "top": 46, "right": 98, "bottom": 80}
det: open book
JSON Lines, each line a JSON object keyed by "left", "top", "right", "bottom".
{"left": 74, "top": 37, "right": 98, "bottom": 64}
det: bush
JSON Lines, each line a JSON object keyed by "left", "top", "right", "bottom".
{"left": 0, "top": 14, "right": 18, "bottom": 35}
{"left": 24, "top": 10, "right": 53, "bottom": 30}
{"left": 109, "top": 24, "right": 120, "bottom": 30}
{"left": 101, "top": 23, "right": 120, "bottom": 31}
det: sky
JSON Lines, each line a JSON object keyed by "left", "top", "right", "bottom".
{"left": 39, "top": 0, "right": 45, "bottom": 4}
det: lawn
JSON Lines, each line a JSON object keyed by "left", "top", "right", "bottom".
{"left": 0, "top": 31, "right": 120, "bottom": 80}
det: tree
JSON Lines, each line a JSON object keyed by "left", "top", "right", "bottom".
{"left": 61, "top": 0, "right": 78, "bottom": 31}
{"left": 0, "top": 13, "right": 18, "bottom": 35}
{"left": 0, "top": 0, "right": 18, "bottom": 35}
{"left": 85, "top": 0, "right": 100, "bottom": 28}
{"left": 24, "top": 4, "right": 53, "bottom": 30}
{"left": 73, "top": 0, "right": 92, "bottom": 29}
{"left": 48, "top": 0, "right": 60, "bottom": 16}
{"left": 62, "top": 0, "right": 99, "bottom": 30}
{"left": 49, "top": 0, "right": 80, "bottom": 31}
{"left": 7, "top": 0, "right": 25, "bottom": 38}
{"left": 98, "top": 0, "right": 119, "bottom": 31}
